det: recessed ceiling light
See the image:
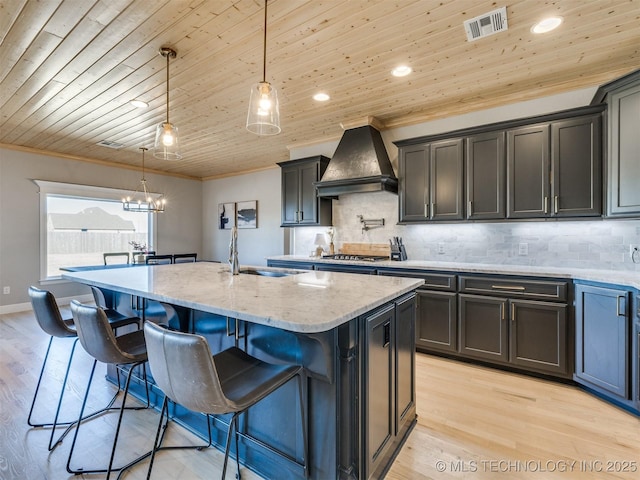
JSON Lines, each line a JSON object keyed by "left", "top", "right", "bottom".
{"left": 531, "top": 16, "right": 563, "bottom": 34}
{"left": 313, "top": 92, "right": 330, "bottom": 102}
{"left": 130, "top": 99, "right": 149, "bottom": 108}
{"left": 391, "top": 65, "right": 412, "bottom": 77}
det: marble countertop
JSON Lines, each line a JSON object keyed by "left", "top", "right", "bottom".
{"left": 267, "top": 256, "right": 640, "bottom": 290}
{"left": 62, "top": 263, "right": 423, "bottom": 333}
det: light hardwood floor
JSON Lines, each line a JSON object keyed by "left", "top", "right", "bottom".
{"left": 1, "top": 308, "right": 638, "bottom": 479}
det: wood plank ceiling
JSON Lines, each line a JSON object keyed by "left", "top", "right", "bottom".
{"left": 1, "top": 0, "right": 639, "bottom": 180}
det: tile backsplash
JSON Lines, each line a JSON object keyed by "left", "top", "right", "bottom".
{"left": 292, "top": 191, "right": 640, "bottom": 272}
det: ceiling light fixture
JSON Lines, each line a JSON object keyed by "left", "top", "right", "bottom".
{"left": 153, "top": 47, "right": 182, "bottom": 160}
{"left": 130, "top": 99, "right": 148, "bottom": 108}
{"left": 391, "top": 65, "right": 412, "bottom": 77}
{"left": 531, "top": 16, "right": 563, "bottom": 34}
{"left": 123, "top": 147, "right": 166, "bottom": 213}
{"left": 246, "top": 0, "right": 281, "bottom": 135}
{"left": 313, "top": 92, "right": 330, "bottom": 102}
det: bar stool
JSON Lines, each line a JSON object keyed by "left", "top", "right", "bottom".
{"left": 27, "top": 286, "right": 139, "bottom": 451}
{"left": 91, "top": 285, "right": 142, "bottom": 330}
{"left": 67, "top": 300, "right": 151, "bottom": 479}
{"left": 143, "top": 322, "right": 308, "bottom": 480}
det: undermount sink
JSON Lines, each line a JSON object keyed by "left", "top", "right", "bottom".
{"left": 239, "top": 267, "right": 298, "bottom": 277}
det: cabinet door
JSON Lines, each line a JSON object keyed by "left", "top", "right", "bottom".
{"left": 281, "top": 166, "right": 300, "bottom": 225}
{"left": 466, "top": 131, "right": 505, "bottom": 219}
{"left": 430, "top": 138, "right": 464, "bottom": 220}
{"left": 575, "top": 284, "right": 629, "bottom": 399}
{"left": 509, "top": 300, "right": 568, "bottom": 376}
{"left": 395, "top": 294, "right": 415, "bottom": 434}
{"left": 551, "top": 115, "right": 602, "bottom": 217}
{"left": 608, "top": 82, "right": 640, "bottom": 215}
{"left": 459, "top": 294, "right": 508, "bottom": 363}
{"left": 399, "top": 145, "right": 429, "bottom": 222}
{"left": 507, "top": 124, "right": 550, "bottom": 218}
{"left": 416, "top": 290, "right": 457, "bottom": 353}
{"left": 365, "top": 304, "right": 395, "bottom": 475}
{"left": 298, "top": 161, "right": 319, "bottom": 224}
{"left": 634, "top": 318, "right": 640, "bottom": 410}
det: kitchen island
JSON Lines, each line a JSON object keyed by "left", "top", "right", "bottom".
{"left": 62, "top": 262, "right": 423, "bottom": 480}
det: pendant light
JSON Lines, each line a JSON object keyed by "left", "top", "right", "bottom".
{"left": 153, "top": 47, "right": 182, "bottom": 160}
{"left": 123, "top": 147, "right": 166, "bottom": 213}
{"left": 246, "top": 0, "right": 281, "bottom": 135}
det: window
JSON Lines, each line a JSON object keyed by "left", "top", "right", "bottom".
{"left": 35, "top": 181, "right": 157, "bottom": 280}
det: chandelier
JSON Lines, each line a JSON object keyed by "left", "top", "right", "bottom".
{"left": 123, "top": 147, "right": 166, "bottom": 213}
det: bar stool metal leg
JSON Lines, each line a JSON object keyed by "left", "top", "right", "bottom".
{"left": 27, "top": 336, "right": 79, "bottom": 451}
{"left": 66, "top": 360, "right": 151, "bottom": 478}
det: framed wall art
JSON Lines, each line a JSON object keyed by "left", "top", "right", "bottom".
{"left": 236, "top": 200, "right": 257, "bottom": 228}
{"left": 218, "top": 202, "right": 236, "bottom": 230}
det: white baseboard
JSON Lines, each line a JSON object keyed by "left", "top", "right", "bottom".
{"left": 0, "top": 294, "right": 93, "bottom": 315}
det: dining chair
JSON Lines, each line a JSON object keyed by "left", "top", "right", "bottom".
{"left": 145, "top": 254, "right": 173, "bottom": 265}
{"left": 143, "top": 321, "right": 308, "bottom": 480}
{"left": 103, "top": 252, "right": 130, "bottom": 265}
{"left": 172, "top": 253, "right": 197, "bottom": 263}
{"left": 67, "top": 300, "right": 151, "bottom": 479}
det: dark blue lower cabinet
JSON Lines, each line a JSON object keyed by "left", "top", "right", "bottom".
{"left": 105, "top": 291, "right": 416, "bottom": 479}
{"left": 575, "top": 283, "right": 631, "bottom": 404}
{"left": 459, "top": 293, "right": 509, "bottom": 363}
{"left": 362, "top": 292, "right": 417, "bottom": 480}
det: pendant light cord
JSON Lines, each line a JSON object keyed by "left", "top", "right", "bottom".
{"left": 262, "top": 0, "right": 268, "bottom": 82}
{"left": 165, "top": 52, "right": 170, "bottom": 123}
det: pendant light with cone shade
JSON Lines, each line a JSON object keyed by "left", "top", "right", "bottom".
{"left": 246, "top": 0, "right": 281, "bottom": 135}
{"left": 153, "top": 47, "right": 182, "bottom": 160}
{"left": 123, "top": 147, "right": 166, "bottom": 213}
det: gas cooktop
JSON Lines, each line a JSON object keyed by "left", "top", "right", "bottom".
{"left": 321, "top": 254, "right": 389, "bottom": 262}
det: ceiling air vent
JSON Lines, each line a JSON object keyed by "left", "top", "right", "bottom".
{"left": 96, "top": 140, "right": 124, "bottom": 149}
{"left": 463, "top": 7, "right": 508, "bottom": 42}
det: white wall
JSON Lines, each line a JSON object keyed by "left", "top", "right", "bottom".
{"left": 0, "top": 147, "right": 202, "bottom": 309}
{"left": 202, "top": 168, "right": 284, "bottom": 266}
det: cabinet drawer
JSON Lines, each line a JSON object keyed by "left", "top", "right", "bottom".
{"left": 459, "top": 276, "right": 567, "bottom": 301}
{"left": 378, "top": 269, "right": 456, "bottom": 291}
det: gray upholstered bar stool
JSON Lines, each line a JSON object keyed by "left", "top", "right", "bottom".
{"left": 143, "top": 321, "right": 308, "bottom": 480}
{"left": 27, "top": 286, "right": 139, "bottom": 451}
{"left": 91, "top": 285, "right": 142, "bottom": 330}
{"left": 67, "top": 300, "right": 151, "bottom": 479}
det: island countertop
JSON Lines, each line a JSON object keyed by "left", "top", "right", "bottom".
{"left": 62, "top": 262, "right": 423, "bottom": 333}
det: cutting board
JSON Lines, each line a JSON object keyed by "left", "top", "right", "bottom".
{"left": 339, "top": 242, "right": 390, "bottom": 256}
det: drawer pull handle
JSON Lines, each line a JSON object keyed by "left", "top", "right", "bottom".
{"left": 554, "top": 195, "right": 559, "bottom": 214}
{"left": 383, "top": 321, "right": 391, "bottom": 348}
{"left": 544, "top": 196, "right": 549, "bottom": 214}
{"left": 424, "top": 203, "right": 429, "bottom": 218}
{"left": 511, "top": 303, "right": 515, "bottom": 321}
{"left": 468, "top": 200, "right": 473, "bottom": 216}
{"left": 491, "top": 285, "right": 526, "bottom": 291}
{"left": 501, "top": 303, "right": 505, "bottom": 321}
{"left": 617, "top": 296, "right": 625, "bottom": 317}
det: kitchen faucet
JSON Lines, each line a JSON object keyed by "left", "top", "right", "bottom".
{"left": 229, "top": 226, "right": 239, "bottom": 275}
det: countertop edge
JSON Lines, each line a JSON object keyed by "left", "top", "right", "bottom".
{"left": 267, "top": 256, "right": 640, "bottom": 290}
